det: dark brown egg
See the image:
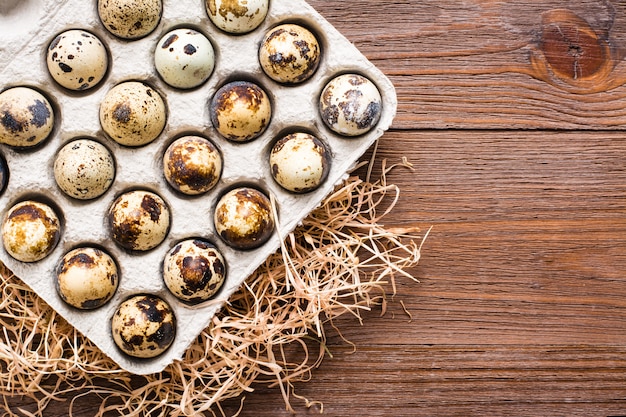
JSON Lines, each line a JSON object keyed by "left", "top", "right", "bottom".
{"left": 163, "top": 136, "right": 222, "bottom": 196}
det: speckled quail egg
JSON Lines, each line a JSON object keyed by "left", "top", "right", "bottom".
{"left": 47, "top": 29, "right": 108, "bottom": 91}
{"left": 98, "top": 0, "right": 162, "bottom": 40}
{"left": 163, "top": 136, "right": 222, "bottom": 196}
{"left": 111, "top": 294, "right": 176, "bottom": 358}
{"left": 205, "top": 0, "right": 268, "bottom": 34}
{"left": 108, "top": 190, "right": 170, "bottom": 251}
{"left": 210, "top": 81, "right": 271, "bottom": 142}
{"left": 56, "top": 247, "right": 119, "bottom": 310}
{"left": 155, "top": 28, "right": 216, "bottom": 90}
{"left": 54, "top": 139, "right": 115, "bottom": 200}
{"left": 319, "top": 74, "right": 382, "bottom": 137}
{"left": 2, "top": 200, "right": 61, "bottom": 263}
{"left": 0, "top": 154, "right": 8, "bottom": 195}
{"left": 270, "top": 132, "right": 330, "bottom": 193}
{"left": 0, "top": 87, "right": 54, "bottom": 148}
{"left": 259, "top": 24, "right": 321, "bottom": 84}
{"left": 163, "top": 239, "right": 226, "bottom": 304}
{"left": 214, "top": 187, "right": 274, "bottom": 250}
{"left": 99, "top": 81, "right": 166, "bottom": 147}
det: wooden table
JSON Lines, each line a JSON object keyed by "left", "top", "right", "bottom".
{"left": 16, "top": 0, "right": 626, "bottom": 415}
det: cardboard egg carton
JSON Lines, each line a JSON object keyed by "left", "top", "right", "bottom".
{"left": 0, "top": 0, "right": 397, "bottom": 374}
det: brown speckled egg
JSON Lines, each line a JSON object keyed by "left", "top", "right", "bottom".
{"left": 163, "top": 239, "right": 226, "bottom": 304}
{"left": 0, "top": 87, "right": 54, "bottom": 148}
{"left": 47, "top": 29, "right": 108, "bottom": 91}
{"left": 99, "top": 81, "right": 166, "bottom": 147}
{"left": 270, "top": 132, "right": 330, "bottom": 193}
{"left": 54, "top": 139, "right": 115, "bottom": 200}
{"left": 108, "top": 190, "right": 170, "bottom": 251}
{"left": 319, "top": 74, "right": 382, "bottom": 137}
{"left": 2, "top": 200, "right": 61, "bottom": 263}
{"left": 56, "top": 247, "right": 119, "bottom": 310}
{"left": 0, "top": 154, "right": 8, "bottom": 195}
{"left": 111, "top": 294, "right": 176, "bottom": 358}
{"left": 214, "top": 187, "right": 274, "bottom": 250}
{"left": 205, "top": 0, "right": 268, "bottom": 34}
{"left": 259, "top": 24, "right": 321, "bottom": 84}
{"left": 98, "top": 0, "right": 162, "bottom": 40}
{"left": 154, "top": 28, "right": 216, "bottom": 90}
{"left": 163, "top": 136, "right": 222, "bottom": 196}
{"left": 210, "top": 81, "right": 271, "bottom": 142}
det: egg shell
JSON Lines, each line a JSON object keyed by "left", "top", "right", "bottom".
{"left": 108, "top": 190, "right": 170, "bottom": 251}
{"left": 163, "top": 136, "right": 222, "bottom": 196}
{"left": 210, "top": 81, "right": 271, "bottom": 142}
{"left": 259, "top": 24, "right": 321, "bottom": 84}
{"left": 154, "top": 28, "right": 216, "bottom": 90}
{"left": 54, "top": 139, "right": 115, "bottom": 200}
{"left": 0, "top": 87, "right": 54, "bottom": 148}
{"left": 163, "top": 239, "right": 226, "bottom": 304}
{"left": 0, "top": 154, "right": 8, "bottom": 195}
{"left": 98, "top": 0, "right": 163, "bottom": 40}
{"left": 270, "top": 132, "right": 330, "bottom": 193}
{"left": 56, "top": 247, "right": 119, "bottom": 310}
{"left": 2, "top": 200, "right": 61, "bottom": 263}
{"left": 111, "top": 294, "right": 176, "bottom": 358}
{"left": 214, "top": 187, "right": 274, "bottom": 250}
{"left": 319, "top": 74, "right": 383, "bottom": 137}
{"left": 205, "top": 0, "right": 269, "bottom": 34}
{"left": 46, "top": 29, "right": 108, "bottom": 91}
{"left": 99, "top": 81, "right": 167, "bottom": 147}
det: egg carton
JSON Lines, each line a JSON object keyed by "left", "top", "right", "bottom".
{"left": 0, "top": 0, "right": 397, "bottom": 375}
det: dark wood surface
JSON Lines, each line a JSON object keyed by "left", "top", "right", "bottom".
{"left": 11, "top": 0, "right": 626, "bottom": 415}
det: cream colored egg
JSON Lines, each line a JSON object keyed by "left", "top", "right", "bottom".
{"left": 205, "top": 0, "right": 268, "bottom": 34}
{"left": 259, "top": 24, "right": 321, "bottom": 84}
{"left": 270, "top": 132, "right": 330, "bottom": 193}
{"left": 0, "top": 87, "right": 54, "bottom": 148}
{"left": 56, "top": 247, "right": 119, "bottom": 310}
{"left": 2, "top": 200, "right": 61, "bottom": 263}
{"left": 163, "top": 136, "right": 222, "bottom": 196}
{"left": 155, "top": 28, "right": 216, "bottom": 89}
{"left": 54, "top": 139, "right": 115, "bottom": 200}
{"left": 111, "top": 294, "right": 176, "bottom": 358}
{"left": 210, "top": 81, "right": 271, "bottom": 142}
{"left": 108, "top": 190, "right": 170, "bottom": 251}
{"left": 47, "top": 29, "right": 108, "bottom": 91}
{"left": 214, "top": 187, "right": 274, "bottom": 250}
{"left": 99, "top": 81, "right": 166, "bottom": 147}
{"left": 98, "top": 0, "right": 162, "bottom": 40}
{"left": 319, "top": 74, "right": 382, "bottom": 136}
{"left": 163, "top": 239, "right": 226, "bottom": 304}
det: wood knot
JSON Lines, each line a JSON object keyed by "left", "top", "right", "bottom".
{"left": 539, "top": 9, "right": 611, "bottom": 81}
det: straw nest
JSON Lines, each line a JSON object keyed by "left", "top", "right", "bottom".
{"left": 0, "top": 156, "right": 425, "bottom": 416}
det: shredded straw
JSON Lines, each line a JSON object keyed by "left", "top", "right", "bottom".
{"left": 0, "top": 157, "right": 425, "bottom": 416}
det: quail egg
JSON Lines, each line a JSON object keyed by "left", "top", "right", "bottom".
{"left": 259, "top": 24, "right": 321, "bottom": 84}
{"left": 155, "top": 28, "right": 216, "bottom": 90}
{"left": 270, "top": 132, "right": 330, "bottom": 193}
{"left": 54, "top": 139, "right": 115, "bottom": 200}
{"left": 163, "top": 136, "right": 222, "bottom": 196}
{"left": 0, "top": 87, "right": 54, "bottom": 148}
{"left": 98, "top": 0, "right": 162, "bottom": 40}
{"left": 0, "top": 154, "right": 8, "bottom": 195}
{"left": 163, "top": 239, "right": 226, "bottom": 304}
{"left": 2, "top": 200, "right": 61, "bottom": 263}
{"left": 56, "top": 247, "right": 119, "bottom": 310}
{"left": 210, "top": 81, "right": 271, "bottom": 142}
{"left": 99, "top": 81, "right": 166, "bottom": 147}
{"left": 108, "top": 190, "right": 170, "bottom": 251}
{"left": 205, "top": 0, "right": 269, "bottom": 34}
{"left": 214, "top": 187, "right": 274, "bottom": 250}
{"left": 319, "top": 74, "right": 382, "bottom": 137}
{"left": 47, "top": 29, "right": 108, "bottom": 91}
{"left": 111, "top": 294, "right": 176, "bottom": 358}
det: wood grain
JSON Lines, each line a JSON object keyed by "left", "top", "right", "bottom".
{"left": 7, "top": 0, "right": 626, "bottom": 415}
